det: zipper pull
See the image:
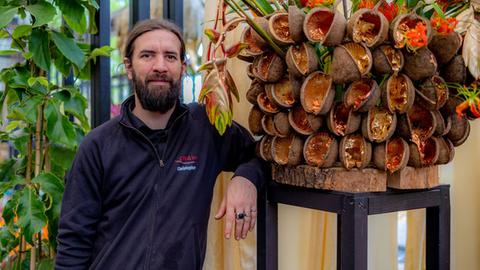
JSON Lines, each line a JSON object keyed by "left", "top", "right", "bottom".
{"left": 159, "top": 160, "right": 165, "bottom": 167}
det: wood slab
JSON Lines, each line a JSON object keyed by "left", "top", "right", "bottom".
{"left": 387, "top": 166, "right": 439, "bottom": 189}
{"left": 271, "top": 164, "right": 387, "bottom": 193}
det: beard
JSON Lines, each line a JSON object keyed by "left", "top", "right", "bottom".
{"left": 132, "top": 71, "right": 181, "bottom": 113}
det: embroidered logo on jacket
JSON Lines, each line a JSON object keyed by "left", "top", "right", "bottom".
{"left": 175, "top": 155, "right": 198, "bottom": 172}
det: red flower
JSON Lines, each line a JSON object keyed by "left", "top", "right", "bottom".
{"left": 405, "top": 22, "right": 428, "bottom": 50}
{"left": 302, "top": 0, "right": 334, "bottom": 8}
{"left": 358, "top": 0, "right": 375, "bottom": 9}
{"left": 456, "top": 83, "right": 480, "bottom": 119}
{"left": 431, "top": 16, "right": 458, "bottom": 35}
{"left": 378, "top": 2, "right": 399, "bottom": 22}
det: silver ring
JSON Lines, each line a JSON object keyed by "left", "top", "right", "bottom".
{"left": 236, "top": 212, "right": 247, "bottom": 220}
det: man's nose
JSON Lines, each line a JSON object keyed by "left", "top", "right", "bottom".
{"left": 152, "top": 56, "right": 168, "bottom": 72}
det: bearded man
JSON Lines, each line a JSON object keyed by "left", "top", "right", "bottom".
{"left": 55, "top": 19, "right": 265, "bottom": 270}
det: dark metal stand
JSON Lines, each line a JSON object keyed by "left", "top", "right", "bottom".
{"left": 257, "top": 183, "right": 450, "bottom": 270}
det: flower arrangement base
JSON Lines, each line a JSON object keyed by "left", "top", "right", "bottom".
{"left": 271, "top": 164, "right": 387, "bottom": 193}
{"left": 387, "top": 166, "right": 439, "bottom": 190}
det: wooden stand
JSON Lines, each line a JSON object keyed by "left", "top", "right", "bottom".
{"left": 388, "top": 166, "right": 439, "bottom": 189}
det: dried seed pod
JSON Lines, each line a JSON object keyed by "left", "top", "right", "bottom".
{"left": 303, "top": 132, "right": 338, "bottom": 167}
{"left": 288, "top": 106, "right": 323, "bottom": 135}
{"left": 402, "top": 47, "right": 438, "bottom": 81}
{"left": 303, "top": 7, "right": 346, "bottom": 46}
{"left": 428, "top": 31, "right": 462, "bottom": 65}
{"left": 265, "top": 77, "right": 298, "bottom": 108}
{"left": 440, "top": 96, "right": 463, "bottom": 118}
{"left": 339, "top": 134, "right": 372, "bottom": 170}
{"left": 271, "top": 134, "right": 304, "bottom": 166}
{"left": 247, "top": 64, "right": 255, "bottom": 79}
{"left": 248, "top": 106, "right": 264, "bottom": 136}
{"left": 441, "top": 55, "right": 466, "bottom": 84}
{"left": 286, "top": 43, "right": 318, "bottom": 78}
{"left": 396, "top": 104, "right": 437, "bottom": 143}
{"left": 300, "top": 71, "right": 335, "bottom": 115}
{"left": 361, "top": 106, "right": 397, "bottom": 143}
{"left": 408, "top": 137, "right": 440, "bottom": 167}
{"left": 416, "top": 75, "right": 448, "bottom": 111}
{"left": 332, "top": 42, "right": 373, "bottom": 84}
{"left": 259, "top": 135, "right": 274, "bottom": 161}
{"left": 436, "top": 137, "right": 455, "bottom": 165}
{"left": 241, "top": 27, "right": 266, "bottom": 56}
{"left": 446, "top": 114, "right": 470, "bottom": 147}
{"left": 250, "top": 17, "right": 269, "bottom": 49}
{"left": 373, "top": 137, "right": 410, "bottom": 173}
{"left": 253, "top": 52, "right": 287, "bottom": 83}
{"left": 268, "top": 13, "right": 295, "bottom": 46}
{"left": 246, "top": 79, "right": 264, "bottom": 105}
{"left": 327, "top": 102, "right": 361, "bottom": 136}
{"left": 288, "top": 5, "right": 306, "bottom": 42}
{"left": 432, "top": 110, "right": 451, "bottom": 136}
{"left": 273, "top": 112, "right": 292, "bottom": 137}
{"left": 261, "top": 114, "right": 279, "bottom": 136}
{"left": 344, "top": 78, "right": 381, "bottom": 112}
{"left": 391, "top": 14, "right": 432, "bottom": 50}
{"left": 257, "top": 91, "right": 280, "bottom": 114}
{"left": 347, "top": 7, "right": 389, "bottom": 47}
{"left": 381, "top": 73, "right": 415, "bottom": 114}
{"left": 372, "top": 45, "right": 404, "bottom": 75}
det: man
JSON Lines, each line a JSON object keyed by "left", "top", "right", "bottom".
{"left": 55, "top": 19, "right": 265, "bottom": 269}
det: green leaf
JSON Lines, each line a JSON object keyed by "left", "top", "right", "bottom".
{"left": 57, "top": 0, "right": 87, "bottom": 34}
{"left": 25, "top": 2, "right": 57, "bottom": 27}
{"left": 90, "top": 45, "right": 114, "bottom": 63}
{"left": 45, "top": 100, "right": 77, "bottom": 147}
{"left": 37, "top": 258, "right": 54, "bottom": 270}
{"left": 0, "top": 6, "right": 17, "bottom": 28}
{"left": 32, "top": 172, "right": 64, "bottom": 219}
{"left": 64, "top": 91, "right": 88, "bottom": 126}
{"left": 0, "top": 29, "right": 9, "bottom": 39}
{"left": 23, "top": 51, "right": 33, "bottom": 59}
{"left": 12, "top": 25, "right": 32, "bottom": 39}
{"left": 0, "top": 158, "right": 16, "bottom": 183}
{"left": 53, "top": 51, "right": 72, "bottom": 77}
{"left": 5, "top": 120, "right": 21, "bottom": 132}
{"left": 27, "top": 76, "right": 49, "bottom": 88}
{"left": 16, "top": 186, "right": 48, "bottom": 244}
{"left": 0, "top": 49, "right": 20, "bottom": 55}
{"left": 51, "top": 31, "right": 86, "bottom": 69}
{"left": 3, "top": 189, "right": 21, "bottom": 227}
{"left": 9, "top": 95, "right": 42, "bottom": 124}
{"left": 250, "top": 0, "right": 274, "bottom": 15}
{"left": 29, "top": 28, "right": 51, "bottom": 72}
{"left": 430, "top": 3, "right": 445, "bottom": 18}
{"left": 49, "top": 143, "right": 76, "bottom": 171}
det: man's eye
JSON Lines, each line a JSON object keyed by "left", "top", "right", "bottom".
{"left": 166, "top": 55, "right": 177, "bottom": 61}
{"left": 140, "top": 54, "right": 152, "bottom": 59}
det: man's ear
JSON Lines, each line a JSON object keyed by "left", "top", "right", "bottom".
{"left": 124, "top": 57, "right": 133, "bottom": 80}
{"left": 181, "top": 61, "right": 187, "bottom": 76}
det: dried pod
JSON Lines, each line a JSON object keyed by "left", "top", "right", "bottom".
{"left": 300, "top": 71, "right": 335, "bottom": 115}
{"left": 327, "top": 102, "right": 361, "bottom": 136}
{"left": 436, "top": 137, "right": 455, "bottom": 165}
{"left": 265, "top": 77, "right": 298, "bottom": 108}
{"left": 288, "top": 106, "right": 323, "bottom": 135}
{"left": 373, "top": 137, "right": 410, "bottom": 173}
{"left": 440, "top": 96, "right": 463, "bottom": 118}
{"left": 428, "top": 31, "right": 462, "bottom": 65}
{"left": 416, "top": 75, "right": 448, "bottom": 111}
{"left": 361, "top": 106, "right": 397, "bottom": 143}
{"left": 259, "top": 135, "right": 274, "bottom": 161}
{"left": 372, "top": 45, "right": 404, "bottom": 75}
{"left": 286, "top": 43, "right": 318, "bottom": 77}
{"left": 250, "top": 17, "right": 269, "bottom": 49}
{"left": 246, "top": 79, "right": 264, "bottom": 105}
{"left": 248, "top": 106, "right": 264, "bottom": 136}
{"left": 241, "top": 27, "right": 266, "bottom": 56}
{"left": 391, "top": 14, "right": 432, "bottom": 49}
{"left": 288, "top": 5, "right": 306, "bottom": 42}
{"left": 402, "top": 47, "right": 438, "bottom": 81}
{"left": 344, "top": 78, "right": 381, "bottom": 112}
{"left": 381, "top": 73, "right": 415, "bottom": 114}
{"left": 271, "top": 134, "right": 304, "bottom": 166}
{"left": 397, "top": 104, "right": 437, "bottom": 143}
{"left": 339, "top": 134, "right": 372, "bottom": 170}
{"left": 347, "top": 7, "right": 389, "bottom": 47}
{"left": 303, "top": 7, "right": 346, "bottom": 46}
{"left": 446, "top": 115, "right": 470, "bottom": 147}
{"left": 257, "top": 91, "right": 280, "bottom": 114}
{"left": 268, "top": 12, "right": 295, "bottom": 46}
{"left": 432, "top": 110, "right": 451, "bottom": 136}
{"left": 261, "top": 114, "right": 279, "bottom": 136}
{"left": 273, "top": 112, "right": 292, "bottom": 137}
{"left": 408, "top": 137, "right": 440, "bottom": 167}
{"left": 246, "top": 64, "right": 255, "bottom": 79}
{"left": 332, "top": 42, "right": 373, "bottom": 84}
{"left": 253, "top": 52, "right": 287, "bottom": 83}
{"left": 441, "top": 55, "right": 466, "bottom": 84}
{"left": 303, "top": 132, "right": 338, "bottom": 167}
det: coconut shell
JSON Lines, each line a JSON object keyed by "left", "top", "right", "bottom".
{"left": 265, "top": 77, "right": 298, "bottom": 108}
{"left": 288, "top": 5, "right": 306, "bottom": 42}
{"left": 446, "top": 114, "right": 470, "bottom": 147}
{"left": 253, "top": 52, "right": 287, "bottom": 83}
{"left": 381, "top": 73, "right": 415, "bottom": 114}
{"left": 273, "top": 112, "right": 292, "bottom": 137}
{"left": 428, "top": 31, "right": 462, "bottom": 65}
{"left": 416, "top": 75, "right": 448, "bottom": 111}
{"left": 339, "top": 134, "right": 372, "bottom": 170}
{"left": 248, "top": 106, "right": 264, "bottom": 136}
{"left": 402, "top": 47, "right": 438, "bottom": 81}
{"left": 257, "top": 91, "right": 280, "bottom": 114}
{"left": 391, "top": 14, "right": 432, "bottom": 49}
{"left": 247, "top": 64, "right": 255, "bottom": 79}
{"left": 300, "top": 71, "right": 335, "bottom": 115}
{"left": 348, "top": 8, "right": 389, "bottom": 47}
{"left": 241, "top": 27, "right": 265, "bottom": 56}
{"left": 344, "top": 78, "right": 381, "bottom": 112}
{"left": 441, "top": 55, "right": 466, "bottom": 84}
{"left": 361, "top": 106, "right": 397, "bottom": 143}
{"left": 396, "top": 104, "right": 437, "bottom": 143}
{"left": 372, "top": 45, "right": 404, "bottom": 75}
{"left": 373, "top": 137, "right": 409, "bottom": 173}
{"left": 268, "top": 13, "right": 295, "bottom": 46}
{"left": 436, "top": 137, "right": 455, "bottom": 165}
{"left": 259, "top": 135, "right": 274, "bottom": 161}
{"left": 303, "top": 132, "right": 338, "bottom": 167}
{"left": 271, "top": 134, "right": 304, "bottom": 166}
{"left": 408, "top": 137, "right": 440, "bottom": 167}
{"left": 303, "top": 7, "right": 346, "bottom": 46}
{"left": 286, "top": 43, "right": 318, "bottom": 78}
{"left": 288, "top": 106, "right": 323, "bottom": 136}
{"left": 432, "top": 110, "right": 451, "bottom": 136}
{"left": 261, "top": 114, "right": 279, "bottom": 136}
{"left": 246, "top": 79, "right": 264, "bottom": 105}
{"left": 250, "top": 17, "right": 269, "bottom": 49}
{"left": 327, "top": 102, "right": 361, "bottom": 136}
{"left": 332, "top": 42, "right": 373, "bottom": 84}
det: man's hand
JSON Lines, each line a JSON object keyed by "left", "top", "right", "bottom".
{"left": 215, "top": 176, "right": 257, "bottom": 240}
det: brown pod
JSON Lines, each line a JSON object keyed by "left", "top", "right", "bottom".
{"left": 391, "top": 13, "right": 432, "bottom": 49}
{"left": 271, "top": 134, "right": 304, "bottom": 166}
{"left": 436, "top": 137, "right": 455, "bottom": 165}
{"left": 288, "top": 106, "right": 323, "bottom": 135}
{"left": 250, "top": 17, "right": 269, "bottom": 49}
{"left": 396, "top": 104, "right": 437, "bottom": 143}
{"left": 344, "top": 78, "right": 381, "bottom": 112}
{"left": 246, "top": 79, "right": 264, "bottom": 105}
{"left": 300, "top": 71, "right": 335, "bottom": 115}
{"left": 432, "top": 110, "right": 451, "bottom": 136}
{"left": 248, "top": 106, "right": 264, "bottom": 136}
{"left": 446, "top": 114, "right": 470, "bottom": 147}
{"left": 241, "top": 27, "right": 266, "bottom": 56}
{"left": 428, "top": 31, "right": 462, "bottom": 65}
{"left": 440, "top": 96, "right": 463, "bottom": 118}
{"left": 361, "top": 106, "right": 397, "bottom": 143}
{"left": 303, "top": 7, "right": 346, "bottom": 46}
{"left": 303, "top": 132, "right": 338, "bottom": 167}
{"left": 265, "top": 77, "right": 298, "bottom": 108}
{"left": 257, "top": 91, "right": 280, "bottom": 114}
{"left": 408, "top": 137, "right": 440, "bottom": 167}
{"left": 332, "top": 42, "right": 373, "bottom": 84}
{"left": 339, "top": 134, "right": 372, "bottom": 170}
{"left": 261, "top": 114, "right": 279, "bottom": 136}
{"left": 288, "top": 5, "right": 306, "bottom": 42}
{"left": 259, "top": 135, "right": 274, "bottom": 161}
{"left": 253, "top": 52, "right": 287, "bottom": 83}
{"left": 415, "top": 75, "right": 448, "bottom": 111}
{"left": 441, "top": 55, "right": 467, "bottom": 84}
{"left": 347, "top": 7, "right": 389, "bottom": 47}
{"left": 373, "top": 137, "right": 409, "bottom": 173}
{"left": 268, "top": 13, "right": 295, "bottom": 46}
{"left": 372, "top": 45, "right": 404, "bottom": 75}
{"left": 381, "top": 73, "right": 415, "bottom": 114}
{"left": 327, "top": 102, "right": 361, "bottom": 136}
{"left": 247, "top": 64, "right": 255, "bottom": 79}
{"left": 286, "top": 43, "right": 318, "bottom": 78}
{"left": 273, "top": 112, "right": 292, "bottom": 138}
{"left": 402, "top": 47, "right": 438, "bottom": 81}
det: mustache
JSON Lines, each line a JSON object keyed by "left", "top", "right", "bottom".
{"left": 145, "top": 73, "right": 173, "bottom": 83}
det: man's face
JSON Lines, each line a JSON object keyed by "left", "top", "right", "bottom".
{"left": 124, "top": 29, "right": 186, "bottom": 113}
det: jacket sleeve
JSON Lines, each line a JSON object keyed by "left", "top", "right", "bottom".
{"left": 55, "top": 136, "right": 103, "bottom": 269}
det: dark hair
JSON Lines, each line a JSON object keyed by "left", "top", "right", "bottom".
{"left": 124, "top": 19, "right": 186, "bottom": 62}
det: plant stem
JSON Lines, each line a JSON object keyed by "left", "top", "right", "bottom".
{"left": 34, "top": 103, "right": 44, "bottom": 177}
{"left": 26, "top": 133, "right": 33, "bottom": 182}
{"left": 241, "top": 0, "right": 265, "bottom": 16}
{"left": 271, "top": 0, "right": 283, "bottom": 11}
{"left": 30, "top": 245, "right": 36, "bottom": 270}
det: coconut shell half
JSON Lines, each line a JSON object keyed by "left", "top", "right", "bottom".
{"left": 408, "top": 137, "right": 440, "bottom": 167}
{"left": 303, "top": 7, "right": 346, "bottom": 46}
{"left": 361, "top": 106, "right": 397, "bottom": 143}
{"left": 246, "top": 79, "right": 264, "bottom": 105}
{"left": 300, "top": 71, "right": 335, "bottom": 115}
{"left": 373, "top": 45, "right": 404, "bottom": 75}
{"left": 432, "top": 110, "right": 451, "bottom": 136}
{"left": 241, "top": 27, "right": 266, "bottom": 56}
{"left": 248, "top": 106, "right": 264, "bottom": 136}
{"left": 288, "top": 106, "right": 323, "bottom": 136}
{"left": 391, "top": 14, "right": 432, "bottom": 50}
{"left": 288, "top": 5, "right": 306, "bottom": 42}
{"left": 262, "top": 114, "right": 279, "bottom": 136}
{"left": 286, "top": 43, "right": 318, "bottom": 78}
{"left": 259, "top": 135, "right": 274, "bottom": 161}
{"left": 253, "top": 52, "right": 287, "bottom": 83}
{"left": 416, "top": 75, "right": 448, "bottom": 111}
{"left": 332, "top": 42, "right": 373, "bottom": 84}
{"left": 402, "top": 47, "right": 438, "bottom": 81}
{"left": 265, "top": 77, "right": 298, "bottom": 109}
{"left": 257, "top": 91, "right": 280, "bottom": 114}
{"left": 381, "top": 73, "right": 415, "bottom": 114}
{"left": 344, "top": 78, "right": 381, "bottom": 112}
{"left": 446, "top": 114, "right": 470, "bottom": 147}
{"left": 428, "top": 31, "right": 462, "bottom": 65}
{"left": 271, "top": 134, "right": 304, "bottom": 166}
{"left": 441, "top": 55, "right": 466, "bottom": 84}
{"left": 373, "top": 137, "right": 409, "bottom": 173}
{"left": 327, "top": 102, "right": 361, "bottom": 136}
{"left": 339, "top": 134, "right": 372, "bottom": 170}
{"left": 397, "top": 104, "right": 437, "bottom": 143}
{"left": 436, "top": 137, "right": 455, "bottom": 165}
{"left": 348, "top": 8, "right": 389, "bottom": 47}
{"left": 303, "top": 132, "right": 338, "bottom": 167}
{"left": 268, "top": 12, "right": 295, "bottom": 46}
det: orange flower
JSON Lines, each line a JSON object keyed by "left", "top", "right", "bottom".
{"left": 358, "top": 0, "right": 375, "bottom": 9}
{"left": 405, "top": 22, "right": 428, "bottom": 51}
{"left": 431, "top": 16, "right": 458, "bottom": 35}
{"left": 302, "top": 0, "right": 334, "bottom": 8}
